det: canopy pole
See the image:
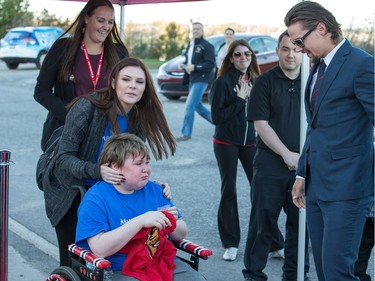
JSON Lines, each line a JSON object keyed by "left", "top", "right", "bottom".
{"left": 297, "top": 48, "right": 310, "bottom": 281}
{"left": 119, "top": 0, "right": 125, "bottom": 42}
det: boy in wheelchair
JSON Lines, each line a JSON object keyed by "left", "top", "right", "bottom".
{"left": 75, "top": 133, "right": 206, "bottom": 281}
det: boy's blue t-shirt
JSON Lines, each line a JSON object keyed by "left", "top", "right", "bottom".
{"left": 76, "top": 181, "right": 180, "bottom": 271}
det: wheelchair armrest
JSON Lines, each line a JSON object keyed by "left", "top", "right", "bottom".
{"left": 171, "top": 239, "right": 213, "bottom": 259}
{"left": 68, "top": 244, "right": 111, "bottom": 269}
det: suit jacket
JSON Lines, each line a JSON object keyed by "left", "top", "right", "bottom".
{"left": 297, "top": 39, "right": 374, "bottom": 201}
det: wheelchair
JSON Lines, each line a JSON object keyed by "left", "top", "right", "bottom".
{"left": 46, "top": 185, "right": 212, "bottom": 280}
{"left": 46, "top": 239, "right": 212, "bottom": 280}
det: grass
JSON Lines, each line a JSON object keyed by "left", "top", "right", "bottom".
{"left": 142, "top": 58, "right": 165, "bottom": 69}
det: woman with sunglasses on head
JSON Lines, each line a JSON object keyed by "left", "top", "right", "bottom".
{"left": 34, "top": 0, "right": 129, "bottom": 152}
{"left": 210, "top": 39, "right": 259, "bottom": 261}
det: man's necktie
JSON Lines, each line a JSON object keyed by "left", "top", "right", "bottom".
{"left": 310, "top": 60, "right": 326, "bottom": 112}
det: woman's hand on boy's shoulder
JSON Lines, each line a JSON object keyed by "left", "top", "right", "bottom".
{"left": 154, "top": 180, "right": 172, "bottom": 199}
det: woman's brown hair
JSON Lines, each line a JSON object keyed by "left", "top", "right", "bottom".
{"left": 70, "top": 57, "right": 177, "bottom": 160}
{"left": 218, "top": 39, "right": 261, "bottom": 81}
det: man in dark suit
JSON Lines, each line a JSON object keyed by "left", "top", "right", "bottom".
{"left": 284, "top": 2, "right": 374, "bottom": 281}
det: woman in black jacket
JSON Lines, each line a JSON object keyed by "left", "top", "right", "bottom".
{"left": 43, "top": 57, "right": 176, "bottom": 268}
{"left": 34, "top": 0, "right": 128, "bottom": 151}
{"left": 210, "top": 39, "right": 260, "bottom": 261}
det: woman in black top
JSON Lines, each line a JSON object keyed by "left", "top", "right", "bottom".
{"left": 34, "top": 0, "right": 128, "bottom": 151}
{"left": 210, "top": 39, "right": 259, "bottom": 261}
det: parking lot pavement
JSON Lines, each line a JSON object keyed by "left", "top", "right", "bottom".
{"left": 8, "top": 246, "right": 47, "bottom": 281}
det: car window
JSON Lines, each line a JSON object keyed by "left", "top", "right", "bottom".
{"left": 206, "top": 37, "right": 225, "bottom": 54}
{"left": 34, "top": 30, "right": 61, "bottom": 47}
{"left": 4, "top": 31, "right": 31, "bottom": 42}
{"left": 262, "top": 37, "right": 278, "bottom": 53}
{"left": 248, "top": 38, "right": 264, "bottom": 54}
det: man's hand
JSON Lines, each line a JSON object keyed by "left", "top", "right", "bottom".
{"left": 185, "top": 64, "right": 195, "bottom": 74}
{"left": 282, "top": 151, "right": 300, "bottom": 171}
{"left": 292, "top": 178, "right": 306, "bottom": 208}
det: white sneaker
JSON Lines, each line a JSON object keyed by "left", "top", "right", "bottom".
{"left": 269, "top": 248, "right": 284, "bottom": 259}
{"left": 223, "top": 247, "right": 238, "bottom": 261}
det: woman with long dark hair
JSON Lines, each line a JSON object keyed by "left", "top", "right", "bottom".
{"left": 34, "top": 0, "right": 128, "bottom": 151}
{"left": 43, "top": 57, "right": 176, "bottom": 266}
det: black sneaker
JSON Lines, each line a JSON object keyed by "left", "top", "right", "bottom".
{"left": 281, "top": 274, "right": 310, "bottom": 281}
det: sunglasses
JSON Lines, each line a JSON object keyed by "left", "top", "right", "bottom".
{"left": 290, "top": 27, "right": 316, "bottom": 48}
{"left": 233, "top": 51, "right": 252, "bottom": 58}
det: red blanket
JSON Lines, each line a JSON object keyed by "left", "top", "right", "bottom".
{"left": 120, "top": 211, "right": 177, "bottom": 281}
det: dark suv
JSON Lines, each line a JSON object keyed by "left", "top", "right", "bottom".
{"left": 0, "top": 26, "right": 64, "bottom": 70}
{"left": 157, "top": 33, "right": 279, "bottom": 100}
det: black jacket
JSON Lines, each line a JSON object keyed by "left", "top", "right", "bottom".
{"left": 34, "top": 38, "right": 128, "bottom": 150}
{"left": 210, "top": 66, "right": 256, "bottom": 146}
{"left": 182, "top": 37, "right": 216, "bottom": 85}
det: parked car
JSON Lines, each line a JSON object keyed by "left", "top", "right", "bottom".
{"left": 157, "top": 33, "right": 279, "bottom": 100}
{"left": 0, "top": 26, "right": 64, "bottom": 70}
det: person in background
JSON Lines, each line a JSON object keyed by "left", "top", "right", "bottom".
{"left": 354, "top": 130, "right": 374, "bottom": 281}
{"left": 175, "top": 22, "right": 215, "bottom": 142}
{"left": 285, "top": 2, "right": 374, "bottom": 280}
{"left": 216, "top": 27, "right": 235, "bottom": 71}
{"left": 42, "top": 57, "right": 176, "bottom": 267}
{"left": 76, "top": 133, "right": 205, "bottom": 281}
{"left": 34, "top": 0, "right": 128, "bottom": 152}
{"left": 354, "top": 203, "right": 374, "bottom": 281}
{"left": 210, "top": 39, "right": 257, "bottom": 262}
{"left": 242, "top": 31, "right": 310, "bottom": 281}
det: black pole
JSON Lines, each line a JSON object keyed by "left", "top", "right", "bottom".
{"left": 0, "top": 150, "right": 14, "bottom": 281}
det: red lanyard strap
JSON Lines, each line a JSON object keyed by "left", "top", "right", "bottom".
{"left": 81, "top": 41, "right": 104, "bottom": 90}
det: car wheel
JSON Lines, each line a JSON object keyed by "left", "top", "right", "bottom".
{"left": 165, "top": 95, "right": 181, "bottom": 100}
{"left": 49, "top": 266, "right": 81, "bottom": 281}
{"left": 6, "top": 63, "right": 19, "bottom": 70}
{"left": 36, "top": 51, "right": 47, "bottom": 69}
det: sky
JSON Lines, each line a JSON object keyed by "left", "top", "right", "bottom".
{"left": 28, "top": 0, "right": 374, "bottom": 32}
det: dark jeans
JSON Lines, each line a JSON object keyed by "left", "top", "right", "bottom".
{"left": 355, "top": 216, "right": 374, "bottom": 281}
{"left": 214, "top": 142, "right": 255, "bottom": 248}
{"left": 55, "top": 194, "right": 80, "bottom": 266}
{"left": 243, "top": 149, "right": 309, "bottom": 281}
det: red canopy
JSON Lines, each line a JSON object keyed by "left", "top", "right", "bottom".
{"left": 61, "top": 0, "right": 206, "bottom": 3}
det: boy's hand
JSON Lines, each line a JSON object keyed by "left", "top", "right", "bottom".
{"left": 164, "top": 206, "right": 178, "bottom": 220}
{"left": 141, "top": 211, "right": 172, "bottom": 229}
